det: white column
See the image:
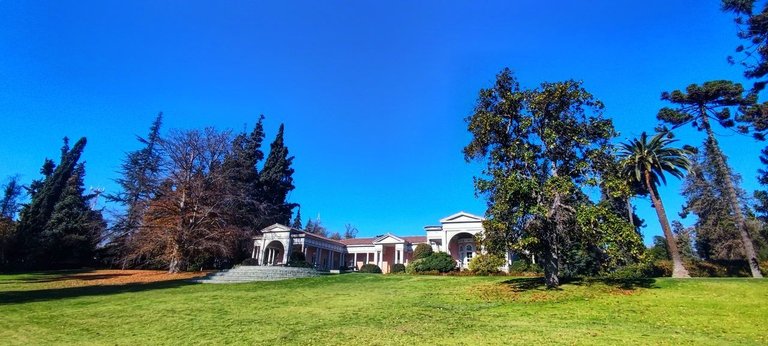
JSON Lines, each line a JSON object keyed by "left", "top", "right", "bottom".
{"left": 327, "top": 250, "right": 333, "bottom": 270}
{"left": 282, "top": 241, "right": 290, "bottom": 264}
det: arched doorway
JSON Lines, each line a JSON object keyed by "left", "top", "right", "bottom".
{"left": 448, "top": 232, "right": 476, "bottom": 269}
{"left": 263, "top": 240, "right": 285, "bottom": 266}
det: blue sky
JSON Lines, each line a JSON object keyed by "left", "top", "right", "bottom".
{"left": 0, "top": 1, "right": 763, "bottom": 243}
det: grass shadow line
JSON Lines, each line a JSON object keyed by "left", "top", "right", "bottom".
{"left": 0, "top": 279, "right": 197, "bottom": 305}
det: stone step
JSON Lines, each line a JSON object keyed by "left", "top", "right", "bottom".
{"left": 195, "top": 265, "right": 322, "bottom": 284}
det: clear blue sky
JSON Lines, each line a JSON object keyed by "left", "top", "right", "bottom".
{"left": 0, "top": 1, "right": 763, "bottom": 243}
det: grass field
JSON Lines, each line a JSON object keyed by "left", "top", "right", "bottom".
{"left": 0, "top": 271, "right": 766, "bottom": 345}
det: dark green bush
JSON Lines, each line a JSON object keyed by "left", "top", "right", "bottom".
{"left": 413, "top": 244, "right": 433, "bottom": 260}
{"left": 648, "top": 260, "right": 673, "bottom": 277}
{"left": 508, "top": 260, "right": 542, "bottom": 274}
{"left": 287, "top": 252, "right": 311, "bottom": 268}
{"left": 241, "top": 258, "right": 259, "bottom": 266}
{"left": 359, "top": 263, "right": 382, "bottom": 273}
{"left": 391, "top": 263, "right": 406, "bottom": 273}
{"left": 407, "top": 252, "right": 456, "bottom": 273}
{"left": 604, "top": 263, "right": 651, "bottom": 280}
{"left": 468, "top": 254, "right": 505, "bottom": 275}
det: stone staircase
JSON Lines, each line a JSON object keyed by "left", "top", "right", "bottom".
{"left": 194, "top": 265, "right": 322, "bottom": 283}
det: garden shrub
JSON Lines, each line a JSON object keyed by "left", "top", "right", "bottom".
{"left": 412, "top": 244, "right": 433, "bottom": 260}
{"left": 241, "top": 258, "right": 259, "bottom": 266}
{"left": 603, "top": 262, "right": 651, "bottom": 280}
{"left": 468, "top": 254, "right": 505, "bottom": 275}
{"left": 287, "top": 252, "right": 311, "bottom": 268}
{"left": 359, "top": 263, "right": 382, "bottom": 273}
{"left": 508, "top": 260, "right": 542, "bottom": 274}
{"left": 391, "top": 263, "right": 406, "bottom": 274}
{"left": 408, "top": 252, "right": 456, "bottom": 273}
{"left": 649, "top": 260, "right": 672, "bottom": 277}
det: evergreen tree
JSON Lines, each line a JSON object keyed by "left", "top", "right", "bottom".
{"left": 657, "top": 81, "right": 763, "bottom": 277}
{"left": 620, "top": 132, "right": 693, "bottom": 278}
{"left": 15, "top": 137, "right": 88, "bottom": 268}
{"left": 44, "top": 163, "right": 105, "bottom": 267}
{"left": 291, "top": 208, "right": 303, "bottom": 229}
{"left": 464, "top": 69, "right": 640, "bottom": 288}
{"left": 0, "top": 176, "right": 22, "bottom": 219}
{"left": 259, "top": 124, "right": 298, "bottom": 227}
{"left": 222, "top": 115, "right": 266, "bottom": 232}
{"left": 106, "top": 113, "right": 163, "bottom": 266}
{"left": 0, "top": 176, "right": 22, "bottom": 269}
{"left": 681, "top": 151, "right": 746, "bottom": 260}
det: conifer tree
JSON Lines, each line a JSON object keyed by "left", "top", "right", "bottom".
{"left": 0, "top": 176, "right": 22, "bottom": 219}
{"left": 44, "top": 163, "right": 105, "bottom": 267}
{"left": 681, "top": 151, "right": 747, "bottom": 260}
{"left": 291, "top": 208, "right": 303, "bottom": 229}
{"left": 657, "top": 81, "right": 763, "bottom": 277}
{"left": 107, "top": 113, "right": 163, "bottom": 266}
{"left": 16, "top": 137, "right": 88, "bottom": 267}
{"left": 222, "top": 115, "right": 266, "bottom": 232}
{"left": 259, "top": 124, "right": 297, "bottom": 227}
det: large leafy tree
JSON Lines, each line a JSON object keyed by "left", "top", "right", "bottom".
{"left": 619, "top": 132, "right": 692, "bottom": 278}
{"left": 130, "top": 128, "right": 241, "bottom": 273}
{"left": 464, "top": 68, "right": 635, "bottom": 288}
{"left": 259, "top": 124, "right": 298, "bottom": 227}
{"left": 657, "top": 81, "right": 763, "bottom": 277}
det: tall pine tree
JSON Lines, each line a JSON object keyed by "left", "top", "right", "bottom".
{"left": 657, "top": 81, "right": 763, "bottom": 277}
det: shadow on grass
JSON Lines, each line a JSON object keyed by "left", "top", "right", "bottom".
{"left": 0, "top": 271, "right": 136, "bottom": 284}
{"left": 501, "top": 277, "right": 657, "bottom": 292}
{"left": 0, "top": 279, "right": 197, "bottom": 305}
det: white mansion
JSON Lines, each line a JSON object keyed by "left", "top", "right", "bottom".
{"left": 251, "top": 211, "right": 513, "bottom": 273}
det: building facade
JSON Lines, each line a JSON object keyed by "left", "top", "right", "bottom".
{"left": 251, "top": 211, "right": 511, "bottom": 273}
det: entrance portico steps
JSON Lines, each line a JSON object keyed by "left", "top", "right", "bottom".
{"left": 193, "top": 265, "right": 322, "bottom": 283}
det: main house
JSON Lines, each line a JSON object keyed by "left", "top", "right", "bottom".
{"left": 251, "top": 211, "right": 514, "bottom": 273}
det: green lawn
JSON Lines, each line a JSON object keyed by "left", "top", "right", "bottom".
{"left": 0, "top": 272, "right": 766, "bottom": 345}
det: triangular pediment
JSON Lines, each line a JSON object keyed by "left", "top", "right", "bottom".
{"left": 373, "top": 233, "right": 405, "bottom": 244}
{"left": 439, "top": 211, "right": 485, "bottom": 223}
{"left": 260, "top": 223, "right": 293, "bottom": 233}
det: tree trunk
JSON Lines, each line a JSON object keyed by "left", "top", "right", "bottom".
{"left": 700, "top": 114, "right": 763, "bottom": 278}
{"left": 645, "top": 171, "right": 690, "bottom": 278}
{"left": 543, "top": 241, "right": 559, "bottom": 288}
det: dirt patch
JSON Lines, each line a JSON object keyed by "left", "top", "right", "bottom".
{"left": 17, "top": 270, "right": 210, "bottom": 289}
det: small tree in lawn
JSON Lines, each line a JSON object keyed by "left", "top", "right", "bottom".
{"left": 619, "top": 132, "right": 692, "bottom": 278}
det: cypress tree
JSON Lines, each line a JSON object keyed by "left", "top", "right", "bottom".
{"left": 44, "top": 163, "right": 105, "bottom": 268}
{"left": 259, "top": 124, "right": 297, "bottom": 227}
{"left": 15, "top": 137, "right": 88, "bottom": 267}
{"left": 222, "top": 115, "right": 266, "bottom": 232}
{"left": 291, "top": 208, "right": 303, "bottom": 229}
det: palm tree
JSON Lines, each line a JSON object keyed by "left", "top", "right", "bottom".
{"left": 619, "top": 132, "right": 692, "bottom": 278}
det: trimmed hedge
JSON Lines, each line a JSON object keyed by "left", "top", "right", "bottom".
{"left": 413, "top": 244, "right": 433, "bottom": 260}
{"left": 407, "top": 252, "right": 456, "bottom": 273}
{"left": 468, "top": 254, "right": 505, "bottom": 275}
{"left": 508, "top": 260, "right": 542, "bottom": 274}
{"left": 391, "top": 263, "right": 406, "bottom": 274}
{"left": 359, "top": 264, "right": 382, "bottom": 273}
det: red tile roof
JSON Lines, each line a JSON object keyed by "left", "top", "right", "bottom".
{"left": 337, "top": 236, "right": 428, "bottom": 246}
